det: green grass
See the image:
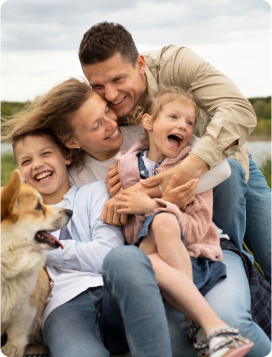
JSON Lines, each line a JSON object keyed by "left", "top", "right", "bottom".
{"left": 251, "top": 118, "right": 271, "bottom": 137}
{"left": 1, "top": 151, "right": 18, "bottom": 186}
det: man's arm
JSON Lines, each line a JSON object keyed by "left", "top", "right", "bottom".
{"left": 173, "top": 47, "right": 256, "bottom": 170}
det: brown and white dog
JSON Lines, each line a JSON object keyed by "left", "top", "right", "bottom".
{"left": 1, "top": 170, "right": 72, "bottom": 357}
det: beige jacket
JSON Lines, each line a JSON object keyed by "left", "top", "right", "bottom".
{"left": 142, "top": 45, "right": 256, "bottom": 182}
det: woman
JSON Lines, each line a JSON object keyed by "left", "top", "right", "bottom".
{"left": 3, "top": 77, "right": 270, "bottom": 357}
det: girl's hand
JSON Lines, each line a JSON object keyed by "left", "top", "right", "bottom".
{"left": 106, "top": 163, "right": 122, "bottom": 197}
{"left": 116, "top": 191, "right": 160, "bottom": 215}
{"left": 162, "top": 175, "right": 198, "bottom": 211}
{"left": 101, "top": 196, "right": 128, "bottom": 226}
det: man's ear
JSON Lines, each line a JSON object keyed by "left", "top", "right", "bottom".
{"left": 137, "top": 54, "right": 146, "bottom": 75}
{"left": 1, "top": 169, "right": 21, "bottom": 221}
{"left": 142, "top": 114, "right": 153, "bottom": 131}
{"left": 65, "top": 139, "right": 80, "bottom": 149}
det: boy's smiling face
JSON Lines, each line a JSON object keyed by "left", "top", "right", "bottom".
{"left": 14, "top": 135, "right": 71, "bottom": 205}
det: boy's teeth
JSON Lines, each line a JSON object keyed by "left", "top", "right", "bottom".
{"left": 36, "top": 172, "right": 52, "bottom": 181}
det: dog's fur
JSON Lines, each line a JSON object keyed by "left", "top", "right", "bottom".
{"left": 1, "top": 170, "right": 72, "bottom": 357}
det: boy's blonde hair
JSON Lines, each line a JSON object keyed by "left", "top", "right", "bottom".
{"left": 128, "top": 86, "right": 198, "bottom": 130}
{"left": 2, "top": 77, "right": 93, "bottom": 171}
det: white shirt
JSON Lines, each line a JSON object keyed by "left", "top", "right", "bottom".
{"left": 68, "top": 125, "right": 145, "bottom": 186}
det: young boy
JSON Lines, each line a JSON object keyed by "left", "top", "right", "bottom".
{"left": 12, "top": 128, "right": 172, "bottom": 357}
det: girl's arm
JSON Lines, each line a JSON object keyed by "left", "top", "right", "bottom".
{"left": 46, "top": 183, "right": 124, "bottom": 273}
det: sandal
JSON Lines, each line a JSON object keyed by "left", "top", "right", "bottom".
{"left": 207, "top": 326, "right": 254, "bottom": 357}
{"left": 187, "top": 321, "right": 209, "bottom": 357}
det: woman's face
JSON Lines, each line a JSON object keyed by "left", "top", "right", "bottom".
{"left": 67, "top": 91, "right": 124, "bottom": 161}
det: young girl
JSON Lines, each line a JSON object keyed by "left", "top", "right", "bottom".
{"left": 113, "top": 87, "right": 254, "bottom": 357}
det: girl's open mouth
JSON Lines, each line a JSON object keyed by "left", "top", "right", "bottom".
{"left": 168, "top": 134, "right": 183, "bottom": 148}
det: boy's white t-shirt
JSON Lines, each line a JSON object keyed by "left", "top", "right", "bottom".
{"left": 68, "top": 125, "right": 145, "bottom": 186}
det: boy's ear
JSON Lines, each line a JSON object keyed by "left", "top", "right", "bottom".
{"left": 65, "top": 158, "right": 72, "bottom": 166}
{"left": 1, "top": 169, "right": 21, "bottom": 221}
{"left": 142, "top": 114, "right": 153, "bottom": 131}
{"left": 65, "top": 139, "right": 80, "bottom": 149}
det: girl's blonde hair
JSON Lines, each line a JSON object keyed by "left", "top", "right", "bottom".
{"left": 2, "top": 77, "right": 93, "bottom": 171}
{"left": 128, "top": 86, "right": 198, "bottom": 131}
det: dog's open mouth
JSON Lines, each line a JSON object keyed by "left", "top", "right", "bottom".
{"left": 35, "top": 231, "right": 64, "bottom": 249}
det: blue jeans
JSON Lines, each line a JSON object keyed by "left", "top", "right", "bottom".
{"left": 213, "top": 155, "right": 271, "bottom": 282}
{"left": 43, "top": 246, "right": 172, "bottom": 357}
{"left": 167, "top": 250, "right": 271, "bottom": 357}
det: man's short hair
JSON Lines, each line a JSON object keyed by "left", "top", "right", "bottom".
{"left": 79, "top": 22, "right": 139, "bottom": 67}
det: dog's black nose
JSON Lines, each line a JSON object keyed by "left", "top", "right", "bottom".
{"left": 65, "top": 209, "right": 73, "bottom": 217}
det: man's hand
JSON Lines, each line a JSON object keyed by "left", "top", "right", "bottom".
{"left": 101, "top": 196, "right": 128, "bottom": 226}
{"left": 116, "top": 191, "right": 160, "bottom": 215}
{"left": 140, "top": 154, "right": 209, "bottom": 190}
{"left": 106, "top": 163, "right": 122, "bottom": 197}
{"left": 162, "top": 175, "right": 198, "bottom": 211}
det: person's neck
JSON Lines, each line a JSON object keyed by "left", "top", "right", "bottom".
{"left": 147, "top": 142, "right": 165, "bottom": 163}
{"left": 86, "top": 147, "right": 120, "bottom": 162}
{"left": 42, "top": 184, "right": 71, "bottom": 205}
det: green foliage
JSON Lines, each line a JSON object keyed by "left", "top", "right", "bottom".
{"left": 250, "top": 118, "right": 271, "bottom": 137}
{"left": 1, "top": 151, "right": 18, "bottom": 186}
{"left": 260, "top": 157, "right": 271, "bottom": 189}
{"left": 1, "top": 101, "right": 28, "bottom": 120}
{"left": 248, "top": 96, "right": 271, "bottom": 120}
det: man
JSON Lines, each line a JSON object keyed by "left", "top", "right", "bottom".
{"left": 78, "top": 21, "right": 271, "bottom": 283}
{"left": 77, "top": 22, "right": 271, "bottom": 357}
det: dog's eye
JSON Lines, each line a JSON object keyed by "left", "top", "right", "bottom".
{"left": 35, "top": 202, "right": 43, "bottom": 210}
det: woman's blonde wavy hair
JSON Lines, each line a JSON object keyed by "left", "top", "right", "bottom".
{"left": 1, "top": 77, "right": 93, "bottom": 171}
{"left": 128, "top": 86, "right": 198, "bottom": 142}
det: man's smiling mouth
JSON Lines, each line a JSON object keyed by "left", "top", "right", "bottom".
{"left": 34, "top": 171, "right": 53, "bottom": 182}
{"left": 111, "top": 96, "right": 126, "bottom": 105}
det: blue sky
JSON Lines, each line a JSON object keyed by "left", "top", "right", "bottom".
{"left": 1, "top": 0, "right": 271, "bottom": 101}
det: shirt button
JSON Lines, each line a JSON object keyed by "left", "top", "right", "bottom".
{"left": 141, "top": 171, "right": 145, "bottom": 174}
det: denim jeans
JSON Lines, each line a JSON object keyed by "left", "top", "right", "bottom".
{"left": 213, "top": 155, "right": 271, "bottom": 282}
{"left": 43, "top": 246, "right": 172, "bottom": 357}
{"left": 166, "top": 250, "right": 271, "bottom": 357}
{"left": 43, "top": 246, "right": 270, "bottom": 357}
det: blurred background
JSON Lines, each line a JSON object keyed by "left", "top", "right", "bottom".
{"left": 1, "top": 0, "right": 271, "bottom": 186}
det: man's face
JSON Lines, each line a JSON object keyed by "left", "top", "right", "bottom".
{"left": 82, "top": 52, "right": 147, "bottom": 118}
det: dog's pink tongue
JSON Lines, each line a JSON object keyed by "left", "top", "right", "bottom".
{"left": 42, "top": 231, "right": 64, "bottom": 249}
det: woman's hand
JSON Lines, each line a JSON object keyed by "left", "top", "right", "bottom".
{"left": 101, "top": 196, "right": 128, "bottom": 226}
{"left": 116, "top": 191, "right": 160, "bottom": 215}
{"left": 106, "top": 163, "right": 122, "bottom": 197}
{"left": 162, "top": 175, "right": 198, "bottom": 211}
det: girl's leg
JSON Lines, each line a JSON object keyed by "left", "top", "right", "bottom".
{"left": 140, "top": 212, "right": 192, "bottom": 279}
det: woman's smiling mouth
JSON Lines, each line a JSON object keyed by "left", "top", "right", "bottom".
{"left": 105, "top": 128, "right": 120, "bottom": 140}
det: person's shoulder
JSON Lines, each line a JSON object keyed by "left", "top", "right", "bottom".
{"left": 141, "top": 45, "right": 187, "bottom": 63}
{"left": 77, "top": 181, "right": 107, "bottom": 195}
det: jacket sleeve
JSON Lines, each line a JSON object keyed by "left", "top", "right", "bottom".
{"left": 46, "top": 183, "right": 124, "bottom": 273}
{"left": 173, "top": 47, "right": 257, "bottom": 168}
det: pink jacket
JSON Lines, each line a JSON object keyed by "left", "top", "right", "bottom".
{"left": 115, "top": 140, "right": 223, "bottom": 262}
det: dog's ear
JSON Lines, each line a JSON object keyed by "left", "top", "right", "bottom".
{"left": 1, "top": 169, "right": 22, "bottom": 221}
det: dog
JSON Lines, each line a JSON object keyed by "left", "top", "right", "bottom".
{"left": 1, "top": 169, "right": 72, "bottom": 357}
